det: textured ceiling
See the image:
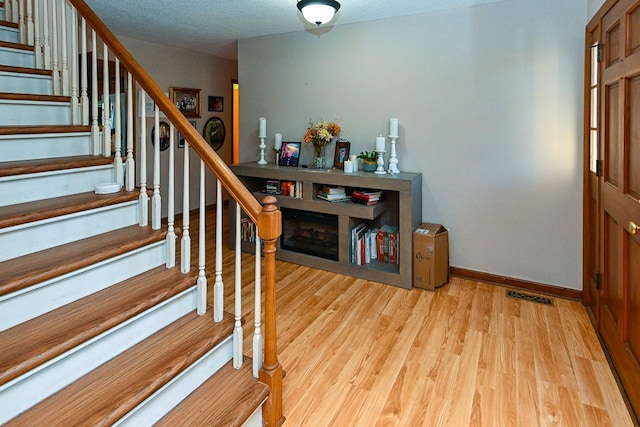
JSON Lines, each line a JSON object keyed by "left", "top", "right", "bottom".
{"left": 85, "top": 0, "right": 504, "bottom": 60}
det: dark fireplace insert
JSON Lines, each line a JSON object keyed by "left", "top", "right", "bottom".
{"left": 281, "top": 208, "right": 338, "bottom": 261}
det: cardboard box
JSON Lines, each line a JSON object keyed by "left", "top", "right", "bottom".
{"left": 413, "top": 223, "right": 449, "bottom": 290}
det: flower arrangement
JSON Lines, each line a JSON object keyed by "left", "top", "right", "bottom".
{"left": 303, "top": 119, "right": 342, "bottom": 157}
{"left": 357, "top": 151, "right": 377, "bottom": 164}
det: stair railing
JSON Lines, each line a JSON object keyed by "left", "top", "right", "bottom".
{"left": 8, "top": 0, "right": 284, "bottom": 425}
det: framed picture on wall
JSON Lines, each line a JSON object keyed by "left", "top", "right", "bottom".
{"left": 170, "top": 87, "right": 201, "bottom": 118}
{"left": 151, "top": 121, "right": 170, "bottom": 151}
{"left": 178, "top": 120, "right": 197, "bottom": 148}
{"left": 202, "top": 117, "right": 226, "bottom": 150}
{"left": 208, "top": 96, "right": 223, "bottom": 112}
{"left": 279, "top": 141, "right": 301, "bottom": 167}
{"left": 333, "top": 139, "right": 350, "bottom": 169}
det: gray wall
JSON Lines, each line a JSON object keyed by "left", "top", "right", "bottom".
{"left": 120, "top": 36, "right": 237, "bottom": 214}
{"left": 238, "top": 0, "right": 587, "bottom": 290}
{"left": 589, "top": 0, "right": 607, "bottom": 20}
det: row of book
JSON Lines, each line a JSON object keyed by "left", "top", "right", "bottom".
{"left": 350, "top": 223, "right": 399, "bottom": 265}
{"left": 264, "top": 179, "right": 303, "bottom": 198}
{"left": 317, "top": 185, "right": 384, "bottom": 205}
{"left": 240, "top": 218, "right": 257, "bottom": 243}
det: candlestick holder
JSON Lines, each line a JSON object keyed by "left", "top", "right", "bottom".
{"left": 273, "top": 148, "right": 281, "bottom": 165}
{"left": 257, "top": 137, "right": 267, "bottom": 164}
{"left": 388, "top": 135, "right": 400, "bottom": 174}
{"left": 375, "top": 148, "right": 386, "bottom": 174}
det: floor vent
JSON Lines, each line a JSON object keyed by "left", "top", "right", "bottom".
{"left": 506, "top": 290, "right": 553, "bottom": 305}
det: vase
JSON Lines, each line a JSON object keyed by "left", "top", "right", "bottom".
{"left": 362, "top": 162, "right": 377, "bottom": 172}
{"left": 313, "top": 144, "right": 326, "bottom": 169}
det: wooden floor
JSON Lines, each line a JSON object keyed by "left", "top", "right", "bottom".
{"left": 189, "top": 207, "right": 635, "bottom": 426}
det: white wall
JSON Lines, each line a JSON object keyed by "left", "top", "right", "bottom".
{"left": 119, "top": 36, "right": 237, "bottom": 214}
{"left": 588, "top": 0, "right": 607, "bottom": 20}
{"left": 238, "top": 0, "right": 588, "bottom": 290}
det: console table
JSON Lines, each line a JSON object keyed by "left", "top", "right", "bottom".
{"left": 229, "top": 163, "right": 422, "bottom": 289}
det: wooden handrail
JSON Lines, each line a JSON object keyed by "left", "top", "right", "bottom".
{"left": 67, "top": 0, "right": 262, "bottom": 223}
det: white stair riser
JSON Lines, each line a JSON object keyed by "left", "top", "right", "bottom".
{"left": 0, "top": 164, "right": 114, "bottom": 207}
{"left": 1, "top": 132, "right": 93, "bottom": 161}
{"left": 0, "top": 46, "right": 34, "bottom": 68}
{"left": 0, "top": 71, "right": 52, "bottom": 95}
{"left": 0, "top": 99, "right": 70, "bottom": 126}
{"left": 0, "top": 8, "right": 5, "bottom": 20}
{"left": 0, "top": 200, "right": 138, "bottom": 262}
{"left": 117, "top": 336, "right": 234, "bottom": 426}
{"left": 243, "top": 406, "right": 266, "bottom": 427}
{"left": 0, "top": 240, "right": 166, "bottom": 331}
{"left": 0, "top": 26, "right": 19, "bottom": 43}
{"left": 0, "top": 286, "right": 197, "bottom": 425}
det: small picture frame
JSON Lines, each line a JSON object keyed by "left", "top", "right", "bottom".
{"left": 334, "top": 139, "right": 351, "bottom": 169}
{"left": 178, "top": 120, "right": 197, "bottom": 148}
{"left": 170, "top": 87, "right": 201, "bottom": 118}
{"left": 208, "top": 96, "right": 223, "bottom": 112}
{"left": 278, "top": 141, "right": 301, "bottom": 167}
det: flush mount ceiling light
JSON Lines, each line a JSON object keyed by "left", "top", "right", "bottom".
{"left": 297, "top": 0, "right": 341, "bottom": 26}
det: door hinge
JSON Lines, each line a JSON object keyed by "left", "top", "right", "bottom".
{"left": 597, "top": 44, "right": 603, "bottom": 63}
{"left": 592, "top": 272, "right": 602, "bottom": 290}
{"left": 595, "top": 159, "right": 603, "bottom": 177}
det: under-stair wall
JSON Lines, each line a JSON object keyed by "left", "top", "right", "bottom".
{"left": 0, "top": 0, "right": 282, "bottom": 424}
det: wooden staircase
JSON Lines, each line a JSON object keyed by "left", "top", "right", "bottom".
{"left": 0, "top": 1, "right": 270, "bottom": 425}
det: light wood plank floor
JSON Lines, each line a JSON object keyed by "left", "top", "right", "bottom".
{"left": 190, "top": 208, "right": 635, "bottom": 426}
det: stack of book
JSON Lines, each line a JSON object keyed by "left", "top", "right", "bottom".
{"left": 350, "top": 223, "right": 399, "bottom": 265}
{"left": 351, "top": 189, "right": 383, "bottom": 205}
{"left": 265, "top": 180, "right": 280, "bottom": 194}
{"left": 316, "top": 185, "right": 350, "bottom": 202}
{"left": 240, "top": 218, "right": 257, "bottom": 243}
{"left": 376, "top": 225, "right": 399, "bottom": 265}
{"left": 281, "top": 180, "right": 302, "bottom": 198}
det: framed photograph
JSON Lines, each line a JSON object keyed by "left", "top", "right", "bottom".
{"left": 203, "top": 117, "right": 226, "bottom": 150}
{"left": 278, "top": 141, "right": 301, "bottom": 167}
{"left": 208, "top": 96, "right": 223, "bottom": 112}
{"left": 151, "top": 121, "right": 170, "bottom": 151}
{"left": 334, "top": 139, "right": 351, "bottom": 169}
{"left": 170, "top": 87, "right": 201, "bottom": 118}
{"left": 178, "top": 120, "right": 197, "bottom": 148}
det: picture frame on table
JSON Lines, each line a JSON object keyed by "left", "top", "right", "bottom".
{"left": 169, "top": 87, "right": 201, "bottom": 118}
{"left": 208, "top": 96, "right": 223, "bottom": 112}
{"left": 178, "top": 120, "right": 197, "bottom": 148}
{"left": 334, "top": 139, "right": 351, "bottom": 169}
{"left": 278, "top": 141, "right": 301, "bottom": 167}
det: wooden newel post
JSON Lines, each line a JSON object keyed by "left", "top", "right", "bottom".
{"left": 257, "top": 196, "right": 285, "bottom": 427}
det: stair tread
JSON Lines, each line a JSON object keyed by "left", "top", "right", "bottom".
{"left": 0, "top": 154, "right": 113, "bottom": 177}
{"left": 0, "top": 266, "right": 198, "bottom": 387}
{"left": 0, "top": 224, "right": 166, "bottom": 297}
{"left": 0, "top": 40, "right": 33, "bottom": 52}
{"left": 0, "top": 91, "right": 69, "bottom": 102}
{"left": 157, "top": 356, "right": 269, "bottom": 426}
{"left": 4, "top": 311, "right": 235, "bottom": 426}
{"left": 0, "top": 188, "right": 139, "bottom": 228}
{"left": 0, "top": 19, "right": 18, "bottom": 29}
{"left": 0, "top": 124, "right": 91, "bottom": 135}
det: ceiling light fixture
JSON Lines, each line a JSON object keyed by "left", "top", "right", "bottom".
{"left": 297, "top": 0, "right": 341, "bottom": 26}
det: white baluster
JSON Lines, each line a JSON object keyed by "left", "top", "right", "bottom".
{"left": 59, "top": 0, "right": 68, "bottom": 96}
{"left": 80, "top": 18, "right": 89, "bottom": 125}
{"left": 233, "top": 203, "right": 243, "bottom": 369}
{"left": 42, "top": 0, "right": 50, "bottom": 69}
{"left": 18, "top": 0, "right": 25, "bottom": 44}
{"left": 253, "top": 225, "right": 263, "bottom": 378}
{"left": 5, "top": 0, "right": 12, "bottom": 23}
{"left": 151, "top": 107, "right": 161, "bottom": 230}
{"left": 70, "top": 6, "right": 78, "bottom": 124}
{"left": 138, "top": 89, "right": 149, "bottom": 226}
{"left": 180, "top": 140, "right": 191, "bottom": 273}
{"left": 26, "top": 0, "right": 33, "bottom": 45}
{"left": 33, "top": 0, "right": 42, "bottom": 68}
{"left": 214, "top": 179, "right": 223, "bottom": 322}
{"left": 197, "top": 160, "right": 207, "bottom": 315}
{"left": 90, "top": 29, "right": 99, "bottom": 154}
{"left": 126, "top": 73, "right": 135, "bottom": 191}
{"left": 11, "top": 0, "right": 18, "bottom": 22}
{"left": 50, "top": 0, "right": 60, "bottom": 95}
{"left": 102, "top": 43, "right": 111, "bottom": 156}
{"left": 166, "top": 122, "right": 176, "bottom": 268}
{"left": 113, "top": 57, "right": 122, "bottom": 185}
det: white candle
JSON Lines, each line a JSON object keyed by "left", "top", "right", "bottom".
{"left": 344, "top": 160, "right": 353, "bottom": 173}
{"left": 390, "top": 118, "right": 399, "bottom": 137}
{"left": 376, "top": 135, "right": 386, "bottom": 151}
{"left": 258, "top": 117, "right": 267, "bottom": 138}
{"left": 350, "top": 154, "right": 358, "bottom": 171}
{"left": 274, "top": 133, "right": 283, "bottom": 150}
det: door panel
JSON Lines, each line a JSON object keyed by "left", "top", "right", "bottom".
{"left": 603, "top": 212, "right": 622, "bottom": 327}
{"left": 629, "top": 75, "right": 640, "bottom": 199}
{"left": 605, "top": 82, "right": 620, "bottom": 186}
